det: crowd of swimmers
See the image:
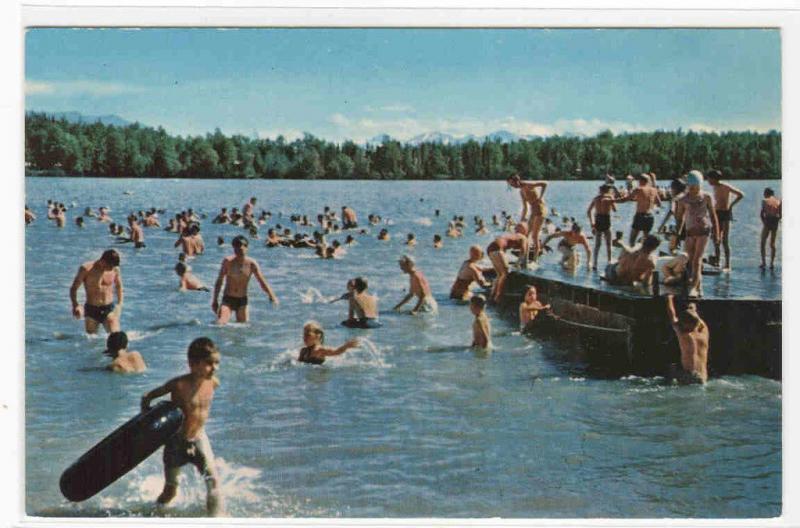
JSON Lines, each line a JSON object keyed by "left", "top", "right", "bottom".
{"left": 27, "top": 171, "right": 781, "bottom": 515}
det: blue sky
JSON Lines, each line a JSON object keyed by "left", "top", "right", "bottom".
{"left": 25, "top": 28, "right": 781, "bottom": 142}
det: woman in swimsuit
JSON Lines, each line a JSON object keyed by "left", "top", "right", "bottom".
{"left": 486, "top": 223, "right": 529, "bottom": 303}
{"left": 450, "top": 245, "right": 491, "bottom": 301}
{"left": 297, "top": 321, "right": 359, "bottom": 365}
{"left": 507, "top": 174, "right": 548, "bottom": 262}
{"left": 675, "top": 170, "right": 719, "bottom": 297}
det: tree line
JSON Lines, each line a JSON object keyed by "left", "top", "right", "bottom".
{"left": 25, "top": 112, "right": 781, "bottom": 181}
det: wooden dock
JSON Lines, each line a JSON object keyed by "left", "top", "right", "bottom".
{"left": 504, "top": 268, "right": 781, "bottom": 380}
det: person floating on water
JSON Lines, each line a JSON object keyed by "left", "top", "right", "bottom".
{"left": 69, "top": 249, "right": 124, "bottom": 335}
{"left": 104, "top": 331, "right": 146, "bottom": 373}
{"left": 586, "top": 184, "right": 617, "bottom": 270}
{"left": 760, "top": 187, "right": 781, "bottom": 270}
{"left": 486, "top": 223, "right": 529, "bottom": 303}
{"left": 674, "top": 170, "right": 719, "bottom": 298}
{"left": 618, "top": 173, "right": 661, "bottom": 246}
{"left": 604, "top": 234, "right": 660, "bottom": 287}
{"left": 665, "top": 295, "right": 708, "bottom": 384}
{"left": 706, "top": 169, "right": 744, "bottom": 271}
{"left": 211, "top": 235, "right": 279, "bottom": 324}
{"left": 470, "top": 294, "right": 491, "bottom": 349}
{"left": 175, "top": 262, "right": 209, "bottom": 291}
{"left": 542, "top": 223, "right": 592, "bottom": 271}
{"left": 450, "top": 245, "right": 491, "bottom": 301}
{"left": 141, "top": 337, "right": 223, "bottom": 516}
{"left": 506, "top": 174, "right": 547, "bottom": 261}
{"left": 519, "top": 285, "right": 550, "bottom": 329}
{"left": 298, "top": 321, "right": 360, "bottom": 365}
{"left": 393, "top": 255, "right": 437, "bottom": 315}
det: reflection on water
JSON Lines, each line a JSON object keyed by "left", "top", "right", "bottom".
{"left": 26, "top": 178, "right": 780, "bottom": 517}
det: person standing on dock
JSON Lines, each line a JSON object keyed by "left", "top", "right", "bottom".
{"left": 507, "top": 174, "right": 548, "bottom": 261}
{"left": 211, "top": 235, "right": 279, "bottom": 324}
{"left": 665, "top": 295, "right": 708, "bottom": 384}
{"left": 706, "top": 170, "right": 744, "bottom": 271}
{"left": 69, "top": 249, "right": 124, "bottom": 334}
{"left": 586, "top": 184, "right": 617, "bottom": 270}
{"left": 675, "top": 171, "right": 719, "bottom": 298}
{"left": 760, "top": 187, "right": 782, "bottom": 269}
{"left": 618, "top": 173, "right": 661, "bottom": 246}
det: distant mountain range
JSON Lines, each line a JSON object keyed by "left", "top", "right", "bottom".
{"left": 29, "top": 111, "right": 133, "bottom": 127}
{"left": 368, "top": 129, "right": 541, "bottom": 146}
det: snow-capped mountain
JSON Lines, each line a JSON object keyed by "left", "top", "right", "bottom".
{"left": 367, "top": 130, "right": 539, "bottom": 146}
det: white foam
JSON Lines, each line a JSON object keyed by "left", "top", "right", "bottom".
{"left": 413, "top": 217, "right": 433, "bottom": 226}
{"left": 299, "top": 287, "right": 339, "bottom": 304}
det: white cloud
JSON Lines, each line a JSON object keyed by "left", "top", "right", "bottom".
{"left": 256, "top": 129, "right": 305, "bottom": 142}
{"left": 364, "top": 103, "right": 415, "bottom": 113}
{"left": 25, "top": 79, "right": 144, "bottom": 97}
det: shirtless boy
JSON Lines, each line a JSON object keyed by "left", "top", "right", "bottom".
{"left": 604, "top": 235, "right": 660, "bottom": 287}
{"left": 665, "top": 295, "right": 708, "bottom": 384}
{"left": 450, "top": 245, "right": 491, "bottom": 301}
{"left": 342, "top": 206, "right": 358, "bottom": 229}
{"left": 346, "top": 277, "right": 379, "bottom": 325}
{"left": 542, "top": 223, "right": 592, "bottom": 270}
{"left": 104, "top": 331, "right": 146, "bottom": 373}
{"left": 587, "top": 184, "right": 617, "bottom": 269}
{"left": 760, "top": 187, "right": 782, "bottom": 269}
{"left": 141, "top": 337, "right": 223, "bottom": 515}
{"left": 470, "top": 294, "right": 492, "bottom": 349}
{"left": 394, "top": 255, "right": 436, "bottom": 315}
{"left": 128, "top": 214, "right": 146, "bottom": 248}
{"left": 69, "top": 249, "right": 124, "bottom": 334}
{"left": 212, "top": 235, "right": 278, "bottom": 324}
{"left": 620, "top": 173, "right": 661, "bottom": 246}
{"left": 507, "top": 174, "right": 548, "bottom": 261}
{"left": 706, "top": 170, "right": 744, "bottom": 270}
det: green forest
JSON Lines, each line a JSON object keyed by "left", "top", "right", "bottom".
{"left": 25, "top": 112, "right": 781, "bottom": 181}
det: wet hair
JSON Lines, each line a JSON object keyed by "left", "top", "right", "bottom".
{"left": 407, "top": 233, "right": 415, "bottom": 240}
{"left": 187, "top": 337, "right": 220, "bottom": 363}
{"left": 637, "top": 173, "right": 650, "bottom": 183}
{"left": 174, "top": 262, "right": 187, "bottom": 276}
{"left": 642, "top": 234, "right": 661, "bottom": 251}
{"left": 764, "top": 187, "right": 775, "bottom": 197}
{"left": 232, "top": 235, "right": 248, "bottom": 248}
{"left": 101, "top": 249, "right": 120, "bottom": 267}
{"left": 670, "top": 178, "right": 687, "bottom": 195}
{"left": 600, "top": 184, "right": 612, "bottom": 194}
{"left": 678, "top": 304, "right": 701, "bottom": 327}
{"left": 470, "top": 294, "right": 487, "bottom": 310}
{"left": 303, "top": 321, "right": 325, "bottom": 344}
{"left": 525, "top": 285, "right": 538, "bottom": 298}
{"left": 104, "top": 331, "right": 128, "bottom": 358}
{"left": 351, "top": 277, "right": 367, "bottom": 293}
{"left": 707, "top": 169, "right": 722, "bottom": 182}
{"left": 434, "top": 234, "right": 442, "bottom": 242}
{"left": 571, "top": 223, "right": 582, "bottom": 233}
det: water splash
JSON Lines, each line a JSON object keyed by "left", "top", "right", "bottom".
{"left": 299, "top": 287, "right": 339, "bottom": 304}
{"left": 413, "top": 217, "right": 433, "bottom": 226}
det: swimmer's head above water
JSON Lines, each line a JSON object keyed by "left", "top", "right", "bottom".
{"left": 103, "top": 331, "right": 128, "bottom": 358}
{"left": 303, "top": 320, "right": 325, "bottom": 345}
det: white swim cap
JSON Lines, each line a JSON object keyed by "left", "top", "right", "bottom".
{"left": 686, "top": 170, "right": 704, "bottom": 186}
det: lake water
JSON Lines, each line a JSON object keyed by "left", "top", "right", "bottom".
{"left": 25, "top": 178, "right": 781, "bottom": 518}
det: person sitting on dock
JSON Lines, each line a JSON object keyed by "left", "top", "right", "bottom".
{"left": 587, "top": 184, "right": 617, "bottom": 270}
{"left": 665, "top": 294, "right": 708, "bottom": 384}
{"left": 486, "top": 223, "right": 530, "bottom": 303}
{"left": 760, "top": 187, "right": 781, "bottom": 270}
{"left": 605, "top": 234, "right": 660, "bottom": 287}
{"left": 104, "top": 331, "right": 146, "bottom": 373}
{"left": 450, "top": 245, "right": 491, "bottom": 301}
{"left": 618, "top": 173, "right": 661, "bottom": 246}
{"left": 470, "top": 294, "right": 492, "bottom": 349}
{"left": 519, "top": 285, "right": 550, "bottom": 329}
{"left": 674, "top": 170, "right": 719, "bottom": 298}
{"left": 507, "top": 174, "right": 548, "bottom": 261}
{"left": 542, "top": 223, "right": 592, "bottom": 271}
{"left": 707, "top": 169, "right": 744, "bottom": 271}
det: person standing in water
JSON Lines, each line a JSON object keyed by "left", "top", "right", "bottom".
{"left": 127, "top": 214, "right": 146, "bottom": 248}
{"left": 507, "top": 174, "right": 548, "bottom": 261}
{"left": 706, "top": 169, "right": 744, "bottom": 271}
{"left": 298, "top": 321, "right": 359, "bottom": 365}
{"left": 760, "top": 187, "right": 781, "bottom": 270}
{"left": 665, "top": 295, "right": 708, "bottom": 384}
{"left": 675, "top": 170, "right": 719, "bottom": 298}
{"left": 345, "top": 277, "right": 379, "bottom": 326}
{"left": 586, "top": 184, "right": 617, "bottom": 270}
{"left": 211, "top": 235, "right": 279, "bottom": 324}
{"left": 104, "top": 331, "right": 146, "bottom": 373}
{"left": 470, "top": 294, "right": 491, "bottom": 349}
{"left": 141, "top": 337, "right": 223, "bottom": 516}
{"left": 450, "top": 245, "right": 491, "bottom": 301}
{"left": 519, "top": 285, "right": 550, "bottom": 329}
{"left": 393, "top": 255, "right": 436, "bottom": 315}
{"left": 69, "top": 249, "right": 124, "bottom": 334}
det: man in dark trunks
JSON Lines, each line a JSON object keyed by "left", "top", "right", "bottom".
{"left": 69, "top": 249, "right": 124, "bottom": 334}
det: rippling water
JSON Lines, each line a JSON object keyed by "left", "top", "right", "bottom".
{"left": 25, "top": 178, "right": 781, "bottom": 517}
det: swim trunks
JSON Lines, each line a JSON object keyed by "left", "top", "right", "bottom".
{"left": 163, "top": 431, "right": 217, "bottom": 484}
{"left": 604, "top": 263, "right": 619, "bottom": 283}
{"left": 715, "top": 209, "right": 732, "bottom": 222}
{"left": 221, "top": 295, "right": 248, "bottom": 311}
{"left": 764, "top": 216, "right": 780, "bottom": 230}
{"left": 594, "top": 213, "right": 611, "bottom": 233}
{"left": 84, "top": 302, "right": 116, "bottom": 324}
{"left": 134, "top": 242, "right": 146, "bottom": 249}
{"left": 341, "top": 318, "right": 382, "bottom": 329}
{"left": 632, "top": 212, "right": 654, "bottom": 232}
{"left": 667, "top": 363, "right": 705, "bottom": 385}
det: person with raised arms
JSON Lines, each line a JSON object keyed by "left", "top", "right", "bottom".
{"left": 211, "top": 235, "right": 278, "bottom": 324}
{"left": 665, "top": 295, "right": 709, "bottom": 384}
{"left": 506, "top": 174, "right": 548, "bottom": 261}
{"left": 69, "top": 249, "right": 124, "bottom": 335}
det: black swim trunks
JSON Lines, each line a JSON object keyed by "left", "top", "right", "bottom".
{"left": 221, "top": 295, "right": 248, "bottom": 311}
{"left": 594, "top": 213, "right": 611, "bottom": 233}
{"left": 764, "top": 216, "right": 780, "bottom": 230}
{"left": 84, "top": 302, "right": 115, "bottom": 324}
{"left": 163, "top": 432, "right": 216, "bottom": 484}
{"left": 632, "top": 212, "right": 654, "bottom": 233}
{"left": 715, "top": 209, "right": 732, "bottom": 222}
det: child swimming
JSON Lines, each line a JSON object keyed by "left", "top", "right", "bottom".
{"left": 175, "top": 262, "right": 209, "bottom": 291}
{"left": 298, "top": 321, "right": 360, "bottom": 365}
{"left": 470, "top": 294, "right": 491, "bottom": 349}
{"left": 104, "top": 331, "right": 146, "bottom": 373}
